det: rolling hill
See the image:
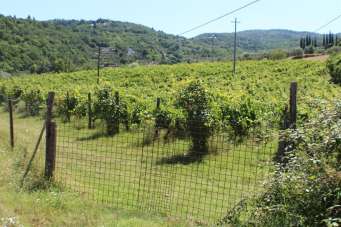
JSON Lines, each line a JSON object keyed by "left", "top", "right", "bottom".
{"left": 0, "top": 15, "right": 319, "bottom": 74}
{"left": 192, "top": 29, "right": 316, "bottom": 52}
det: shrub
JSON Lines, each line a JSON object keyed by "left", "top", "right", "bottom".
{"left": 177, "top": 81, "right": 215, "bottom": 155}
{"left": 131, "top": 103, "right": 147, "bottom": 125}
{"left": 304, "top": 46, "right": 315, "bottom": 55}
{"left": 221, "top": 97, "right": 259, "bottom": 137}
{"left": 21, "top": 89, "right": 44, "bottom": 116}
{"left": 326, "top": 46, "right": 341, "bottom": 55}
{"left": 154, "top": 108, "right": 172, "bottom": 129}
{"left": 57, "top": 91, "right": 79, "bottom": 122}
{"left": 93, "top": 87, "right": 128, "bottom": 136}
{"left": 327, "top": 53, "right": 341, "bottom": 84}
{"left": 289, "top": 48, "right": 304, "bottom": 58}
{"left": 223, "top": 101, "right": 341, "bottom": 227}
{"left": 268, "top": 49, "right": 288, "bottom": 60}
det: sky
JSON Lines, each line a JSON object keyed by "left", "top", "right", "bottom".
{"left": 1, "top": 0, "right": 341, "bottom": 37}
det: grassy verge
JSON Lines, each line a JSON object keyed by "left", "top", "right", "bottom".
{"left": 0, "top": 115, "right": 192, "bottom": 226}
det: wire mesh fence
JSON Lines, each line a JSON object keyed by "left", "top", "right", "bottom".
{"left": 54, "top": 119, "right": 276, "bottom": 223}
{"left": 0, "top": 93, "right": 277, "bottom": 224}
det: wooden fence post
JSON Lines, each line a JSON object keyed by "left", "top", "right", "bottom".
{"left": 154, "top": 98, "right": 161, "bottom": 138}
{"left": 114, "top": 91, "right": 120, "bottom": 134}
{"left": 276, "top": 82, "right": 298, "bottom": 164}
{"left": 289, "top": 81, "right": 297, "bottom": 129}
{"left": 8, "top": 99, "right": 14, "bottom": 148}
{"left": 88, "top": 92, "right": 92, "bottom": 129}
{"left": 45, "top": 92, "right": 56, "bottom": 179}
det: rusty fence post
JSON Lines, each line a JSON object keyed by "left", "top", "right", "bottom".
{"left": 289, "top": 81, "right": 297, "bottom": 129}
{"left": 45, "top": 92, "right": 56, "bottom": 179}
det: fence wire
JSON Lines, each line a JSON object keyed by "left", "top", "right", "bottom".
{"left": 0, "top": 93, "right": 277, "bottom": 223}
{"left": 54, "top": 119, "right": 276, "bottom": 223}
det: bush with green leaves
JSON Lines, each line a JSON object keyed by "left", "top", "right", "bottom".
{"left": 154, "top": 107, "right": 172, "bottom": 129}
{"left": 21, "top": 89, "right": 44, "bottom": 116}
{"left": 177, "top": 81, "right": 215, "bottom": 155}
{"left": 130, "top": 103, "right": 147, "bottom": 125}
{"left": 223, "top": 101, "right": 341, "bottom": 227}
{"left": 57, "top": 92, "right": 79, "bottom": 122}
{"left": 327, "top": 53, "right": 341, "bottom": 84}
{"left": 267, "top": 49, "right": 288, "bottom": 60}
{"left": 93, "top": 87, "right": 128, "bottom": 136}
{"left": 221, "top": 97, "right": 260, "bottom": 137}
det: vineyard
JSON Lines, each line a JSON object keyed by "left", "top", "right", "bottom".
{"left": 0, "top": 60, "right": 340, "bottom": 131}
{"left": 1, "top": 59, "right": 341, "bottom": 223}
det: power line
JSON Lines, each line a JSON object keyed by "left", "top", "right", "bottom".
{"left": 314, "top": 13, "right": 341, "bottom": 33}
{"left": 178, "top": 0, "right": 261, "bottom": 36}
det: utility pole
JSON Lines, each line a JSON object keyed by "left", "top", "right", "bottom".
{"left": 232, "top": 18, "right": 240, "bottom": 76}
{"left": 209, "top": 35, "right": 216, "bottom": 61}
{"left": 97, "top": 46, "right": 101, "bottom": 84}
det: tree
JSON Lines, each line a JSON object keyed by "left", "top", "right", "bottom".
{"left": 300, "top": 38, "right": 306, "bottom": 49}
{"left": 177, "top": 81, "right": 215, "bottom": 156}
{"left": 323, "top": 34, "right": 327, "bottom": 48}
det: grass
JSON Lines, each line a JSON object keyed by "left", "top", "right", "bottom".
{"left": 0, "top": 108, "right": 276, "bottom": 224}
{"left": 0, "top": 113, "right": 196, "bottom": 226}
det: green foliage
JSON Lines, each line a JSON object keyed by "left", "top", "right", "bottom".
{"left": 56, "top": 91, "right": 80, "bottom": 122}
{"left": 289, "top": 48, "right": 304, "bottom": 58}
{"left": 267, "top": 49, "right": 288, "bottom": 60}
{"left": 327, "top": 53, "right": 341, "bottom": 84}
{"left": 221, "top": 97, "right": 260, "bottom": 137}
{"left": 224, "top": 102, "right": 341, "bottom": 227}
{"left": 21, "top": 89, "right": 43, "bottom": 116}
{"left": 130, "top": 103, "right": 147, "bottom": 125}
{"left": 304, "top": 46, "right": 315, "bottom": 54}
{"left": 0, "top": 15, "right": 223, "bottom": 74}
{"left": 0, "top": 60, "right": 340, "bottom": 130}
{"left": 154, "top": 107, "right": 172, "bottom": 129}
{"left": 195, "top": 30, "right": 306, "bottom": 53}
{"left": 93, "top": 87, "right": 128, "bottom": 135}
{"left": 177, "top": 81, "right": 215, "bottom": 155}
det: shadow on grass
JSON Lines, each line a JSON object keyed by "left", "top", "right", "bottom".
{"left": 157, "top": 151, "right": 206, "bottom": 165}
{"left": 77, "top": 131, "right": 109, "bottom": 141}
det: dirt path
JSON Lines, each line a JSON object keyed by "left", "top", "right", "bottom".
{"left": 303, "top": 55, "right": 329, "bottom": 62}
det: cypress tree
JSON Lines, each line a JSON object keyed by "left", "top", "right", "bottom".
{"left": 336, "top": 35, "right": 339, "bottom": 46}
{"left": 323, "top": 34, "right": 326, "bottom": 48}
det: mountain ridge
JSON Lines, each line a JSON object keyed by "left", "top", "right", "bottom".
{"left": 0, "top": 15, "right": 323, "bottom": 74}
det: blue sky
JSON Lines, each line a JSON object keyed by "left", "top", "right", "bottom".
{"left": 1, "top": 0, "right": 341, "bottom": 37}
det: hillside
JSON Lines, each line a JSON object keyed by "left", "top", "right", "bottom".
{"left": 193, "top": 29, "right": 315, "bottom": 52}
{"left": 0, "top": 15, "right": 320, "bottom": 74}
{"left": 0, "top": 15, "right": 216, "bottom": 74}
